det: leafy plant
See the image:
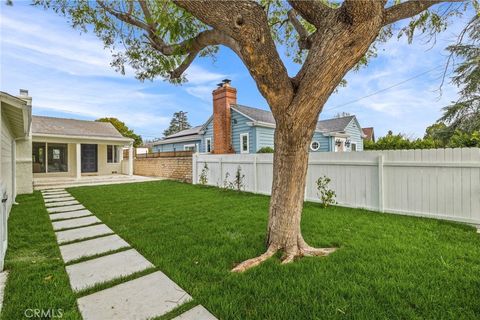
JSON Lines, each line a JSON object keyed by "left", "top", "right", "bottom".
{"left": 257, "top": 147, "right": 274, "bottom": 153}
{"left": 223, "top": 166, "right": 246, "bottom": 191}
{"left": 316, "top": 176, "right": 336, "bottom": 208}
{"left": 198, "top": 163, "right": 209, "bottom": 185}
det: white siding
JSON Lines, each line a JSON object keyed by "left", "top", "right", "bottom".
{"left": 1, "top": 115, "right": 13, "bottom": 213}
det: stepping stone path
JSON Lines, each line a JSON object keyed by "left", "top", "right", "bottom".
{"left": 41, "top": 189, "right": 217, "bottom": 320}
{"left": 50, "top": 209, "right": 93, "bottom": 221}
{"left": 52, "top": 216, "right": 101, "bottom": 231}
{"left": 46, "top": 200, "right": 80, "bottom": 207}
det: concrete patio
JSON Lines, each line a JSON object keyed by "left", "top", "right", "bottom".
{"left": 34, "top": 174, "right": 162, "bottom": 190}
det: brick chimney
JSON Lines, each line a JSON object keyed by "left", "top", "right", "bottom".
{"left": 212, "top": 79, "right": 236, "bottom": 154}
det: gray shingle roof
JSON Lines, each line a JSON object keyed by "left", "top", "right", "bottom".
{"left": 32, "top": 115, "right": 130, "bottom": 140}
{"left": 163, "top": 125, "right": 203, "bottom": 139}
{"left": 232, "top": 104, "right": 355, "bottom": 132}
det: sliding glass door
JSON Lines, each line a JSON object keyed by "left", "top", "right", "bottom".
{"left": 32, "top": 142, "right": 68, "bottom": 173}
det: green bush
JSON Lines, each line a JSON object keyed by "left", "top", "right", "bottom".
{"left": 316, "top": 175, "right": 337, "bottom": 208}
{"left": 257, "top": 146, "right": 274, "bottom": 153}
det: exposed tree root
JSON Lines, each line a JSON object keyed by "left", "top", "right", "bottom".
{"left": 231, "top": 243, "right": 337, "bottom": 272}
{"left": 231, "top": 246, "right": 278, "bottom": 273}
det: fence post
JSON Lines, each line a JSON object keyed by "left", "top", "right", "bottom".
{"left": 304, "top": 157, "right": 309, "bottom": 201}
{"left": 192, "top": 153, "right": 197, "bottom": 185}
{"left": 378, "top": 154, "right": 384, "bottom": 212}
{"left": 219, "top": 157, "right": 223, "bottom": 186}
{"left": 253, "top": 154, "right": 258, "bottom": 193}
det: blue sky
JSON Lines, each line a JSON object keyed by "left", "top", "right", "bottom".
{"left": 0, "top": 2, "right": 473, "bottom": 140}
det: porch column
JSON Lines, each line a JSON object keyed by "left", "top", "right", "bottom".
{"left": 76, "top": 143, "right": 81, "bottom": 179}
{"left": 128, "top": 143, "right": 133, "bottom": 176}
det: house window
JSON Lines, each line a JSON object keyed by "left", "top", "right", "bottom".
{"left": 351, "top": 143, "right": 357, "bottom": 151}
{"left": 47, "top": 143, "right": 68, "bottom": 172}
{"left": 310, "top": 141, "right": 320, "bottom": 151}
{"left": 107, "top": 145, "right": 120, "bottom": 163}
{"left": 32, "top": 142, "right": 46, "bottom": 173}
{"left": 205, "top": 138, "right": 212, "bottom": 153}
{"left": 240, "top": 133, "right": 249, "bottom": 153}
{"left": 184, "top": 144, "right": 196, "bottom": 152}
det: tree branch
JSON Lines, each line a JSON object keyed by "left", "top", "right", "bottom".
{"left": 97, "top": 0, "right": 150, "bottom": 31}
{"left": 174, "top": 0, "right": 294, "bottom": 111}
{"left": 287, "top": 0, "right": 336, "bottom": 28}
{"left": 170, "top": 50, "right": 198, "bottom": 79}
{"left": 341, "top": 0, "right": 387, "bottom": 25}
{"left": 383, "top": 0, "right": 460, "bottom": 26}
{"left": 98, "top": 0, "right": 243, "bottom": 79}
{"left": 287, "top": 9, "right": 312, "bottom": 50}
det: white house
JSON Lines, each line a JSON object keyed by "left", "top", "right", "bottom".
{"left": 0, "top": 89, "right": 136, "bottom": 269}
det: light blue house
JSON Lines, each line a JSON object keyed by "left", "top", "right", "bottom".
{"left": 153, "top": 81, "right": 365, "bottom": 154}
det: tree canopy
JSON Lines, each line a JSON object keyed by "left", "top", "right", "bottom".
{"left": 163, "top": 111, "right": 191, "bottom": 137}
{"left": 96, "top": 117, "right": 143, "bottom": 147}
{"left": 37, "top": 0, "right": 475, "bottom": 87}
{"left": 439, "top": 14, "right": 479, "bottom": 134}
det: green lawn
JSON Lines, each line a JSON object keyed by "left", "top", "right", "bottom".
{"left": 3, "top": 182, "right": 480, "bottom": 319}
{"left": 63, "top": 180, "right": 480, "bottom": 320}
{"left": 2, "top": 192, "right": 82, "bottom": 320}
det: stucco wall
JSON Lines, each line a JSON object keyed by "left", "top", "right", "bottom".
{"left": 134, "top": 157, "right": 192, "bottom": 182}
{"left": 97, "top": 144, "right": 122, "bottom": 175}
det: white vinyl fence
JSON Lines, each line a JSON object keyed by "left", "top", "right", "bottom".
{"left": 193, "top": 148, "right": 480, "bottom": 225}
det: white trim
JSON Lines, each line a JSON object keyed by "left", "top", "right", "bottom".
{"left": 310, "top": 141, "right": 320, "bottom": 151}
{"left": 240, "top": 133, "right": 249, "bottom": 154}
{"left": 184, "top": 144, "right": 196, "bottom": 151}
{"left": 205, "top": 138, "right": 212, "bottom": 153}
{"left": 351, "top": 142, "right": 357, "bottom": 152}
{"left": 230, "top": 106, "right": 256, "bottom": 122}
{"left": 32, "top": 133, "right": 133, "bottom": 143}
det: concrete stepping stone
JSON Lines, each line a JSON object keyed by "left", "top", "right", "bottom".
{"left": 42, "top": 188, "right": 65, "bottom": 191}
{"left": 43, "top": 193, "right": 71, "bottom": 199}
{"left": 42, "top": 190, "right": 69, "bottom": 196}
{"left": 59, "top": 235, "right": 130, "bottom": 263}
{"left": 77, "top": 271, "right": 192, "bottom": 320}
{"left": 46, "top": 200, "right": 79, "bottom": 208}
{"left": 52, "top": 216, "right": 101, "bottom": 231}
{"left": 44, "top": 196, "right": 75, "bottom": 203}
{"left": 42, "top": 189, "right": 66, "bottom": 194}
{"left": 66, "top": 249, "right": 154, "bottom": 292}
{"left": 173, "top": 305, "right": 217, "bottom": 320}
{"left": 56, "top": 224, "right": 114, "bottom": 244}
{"left": 50, "top": 209, "right": 93, "bottom": 221}
{"left": 47, "top": 204, "right": 84, "bottom": 214}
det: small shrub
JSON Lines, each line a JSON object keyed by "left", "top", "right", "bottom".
{"left": 316, "top": 175, "right": 337, "bottom": 208}
{"left": 223, "top": 172, "right": 231, "bottom": 189}
{"left": 223, "top": 166, "right": 246, "bottom": 191}
{"left": 257, "top": 146, "right": 274, "bottom": 153}
{"left": 198, "top": 163, "right": 209, "bottom": 185}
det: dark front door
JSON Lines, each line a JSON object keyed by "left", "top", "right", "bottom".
{"left": 81, "top": 144, "right": 98, "bottom": 173}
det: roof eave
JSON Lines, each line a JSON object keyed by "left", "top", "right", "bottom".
{"left": 32, "top": 133, "right": 133, "bottom": 143}
{"left": 0, "top": 92, "right": 32, "bottom": 138}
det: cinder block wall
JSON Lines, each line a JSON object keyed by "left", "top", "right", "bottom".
{"left": 134, "top": 157, "right": 192, "bottom": 182}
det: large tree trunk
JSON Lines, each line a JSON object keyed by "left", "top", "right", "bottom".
{"left": 232, "top": 112, "right": 336, "bottom": 272}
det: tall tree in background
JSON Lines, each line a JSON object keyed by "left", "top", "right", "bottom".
{"left": 439, "top": 15, "right": 479, "bottom": 134}
{"left": 163, "top": 111, "right": 191, "bottom": 137}
{"left": 40, "top": 0, "right": 473, "bottom": 272}
{"left": 96, "top": 117, "right": 143, "bottom": 147}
